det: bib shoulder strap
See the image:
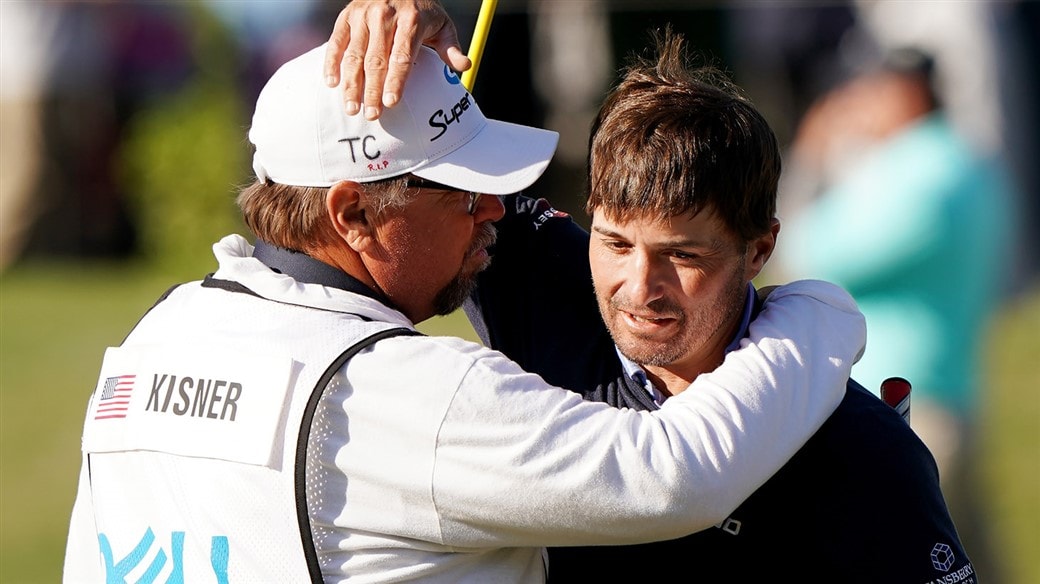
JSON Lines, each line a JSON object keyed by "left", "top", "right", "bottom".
{"left": 295, "top": 326, "right": 423, "bottom": 582}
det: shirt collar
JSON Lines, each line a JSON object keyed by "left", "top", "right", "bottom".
{"left": 251, "top": 239, "right": 393, "bottom": 306}
{"left": 620, "top": 282, "right": 757, "bottom": 405}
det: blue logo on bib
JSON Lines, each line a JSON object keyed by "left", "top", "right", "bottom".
{"left": 98, "top": 528, "right": 229, "bottom": 583}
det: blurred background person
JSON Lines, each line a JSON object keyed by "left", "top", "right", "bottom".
{"left": 729, "top": 0, "right": 1037, "bottom": 281}
{"left": 4, "top": 2, "right": 196, "bottom": 264}
{"left": 775, "top": 47, "right": 1017, "bottom": 582}
{"left": 0, "top": 1, "right": 55, "bottom": 269}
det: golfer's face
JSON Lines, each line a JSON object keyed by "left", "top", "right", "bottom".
{"left": 588, "top": 209, "right": 750, "bottom": 379}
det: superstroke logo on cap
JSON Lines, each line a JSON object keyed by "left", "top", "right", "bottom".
{"left": 428, "top": 65, "right": 471, "bottom": 142}
{"left": 443, "top": 65, "right": 461, "bottom": 85}
{"left": 429, "top": 92, "right": 473, "bottom": 142}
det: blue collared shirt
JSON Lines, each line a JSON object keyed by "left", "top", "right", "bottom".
{"left": 617, "top": 283, "right": 757, "bottom": 406}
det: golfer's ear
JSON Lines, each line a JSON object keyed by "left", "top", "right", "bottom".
{"left": 745, "top": 219, "right": 780, "bottom": 281}
{"left": 327, "top": 180, "right": 373, "bottom": 252}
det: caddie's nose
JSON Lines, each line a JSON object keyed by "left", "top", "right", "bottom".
{"left": 474, "top": 194, "right": 506, "bottom": 223}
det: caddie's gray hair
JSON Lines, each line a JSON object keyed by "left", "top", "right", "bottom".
{"left": 236, "top": 177, "right": 414, "bottom": 252}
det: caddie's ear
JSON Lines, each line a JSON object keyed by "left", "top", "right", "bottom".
{"left": 327, "top": 180, "right": 374, "bottom": 252}
{"left": 744, "top": 218, "right": 781, "bottom": 281}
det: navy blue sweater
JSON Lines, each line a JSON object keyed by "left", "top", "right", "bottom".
{"left": 466, "top": 195, "right": 975, "bottom": 583}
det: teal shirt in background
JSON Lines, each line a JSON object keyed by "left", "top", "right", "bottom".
{"left": 782, "top": 114, "right": 1016, "bottom": 414}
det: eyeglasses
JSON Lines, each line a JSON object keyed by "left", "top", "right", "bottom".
{"left": 405, "top": 177, "right": 483, "bottom": 215}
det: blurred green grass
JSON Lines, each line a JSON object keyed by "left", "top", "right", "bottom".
{"left": 2, "top": 261, "right": 1037, "bottom": 583}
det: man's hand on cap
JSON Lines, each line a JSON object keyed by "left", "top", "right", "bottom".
{"left": 326, "top": 0, "right": 471, "bottom": 120}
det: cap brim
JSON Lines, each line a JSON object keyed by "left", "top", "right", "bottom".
{"left": 412, "top": 120, "right": 559, "bottom": 195}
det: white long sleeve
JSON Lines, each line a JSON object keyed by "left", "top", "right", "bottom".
{"left": 329, "top": 279, "right": 863, "bottom": 548}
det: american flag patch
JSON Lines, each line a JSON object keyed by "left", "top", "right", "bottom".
{"left": 95, "top": 375, "right": 136, "bottom": 420}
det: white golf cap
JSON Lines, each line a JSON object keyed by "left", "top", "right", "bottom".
{"left": 249, "top": 44, "right": 559, "bottom": 195}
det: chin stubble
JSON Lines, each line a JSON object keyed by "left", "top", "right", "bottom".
{"left": 432, "top": 224, "right": 497, "bottom": 316}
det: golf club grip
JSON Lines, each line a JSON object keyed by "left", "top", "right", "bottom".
{"left": 880, "top": 377, "right": 912, "bottom": 424}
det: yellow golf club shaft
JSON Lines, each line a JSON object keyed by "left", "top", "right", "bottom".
{"left": 461, "top": 0, "right": 498, "bottom": 91}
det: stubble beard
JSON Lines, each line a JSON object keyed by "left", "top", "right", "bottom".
{"left": 432, "top": 223, "right": 497, "bottom": 316}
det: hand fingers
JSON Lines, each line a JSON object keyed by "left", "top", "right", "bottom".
{"left": 381, "top": 6, "right": 470, "bottom": 110}
{"left": 324, "top": 7, "right": 351, "bottom": 87}
{"left": 326, "top": 2, "right": 393, "bottom": 117}
{"left": 361, "top": 3, "right": 395, "bottom": 119}
{"left": 444, "top": 46, "right": 473, "bottom": 74}
{"left": 381, "top": 5, "right": 421, "bottom": 110}
{"left": 340, "top": 11, "right": 372, "bottom": 117}
{"left": 429, "top": 18, "right": 472, "bottom": 73}
{"left": 324, "top": 0, "right": 473, "bottom": 120}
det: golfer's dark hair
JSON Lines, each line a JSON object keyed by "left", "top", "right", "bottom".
{"left": 586, "top": 28, "right": 780, "bottom": 242}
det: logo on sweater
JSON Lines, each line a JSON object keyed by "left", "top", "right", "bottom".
{"left": 923, "top": 543, "right": 976, "bottom": 583}
{"left": 532, "top": 202, "right": 569, "bottom": 231}
{"left": 714, "top": 516, "right": 742, "bottom": 536}
{"left": 931, "top": 543, "right": 955, "bottom": 571}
